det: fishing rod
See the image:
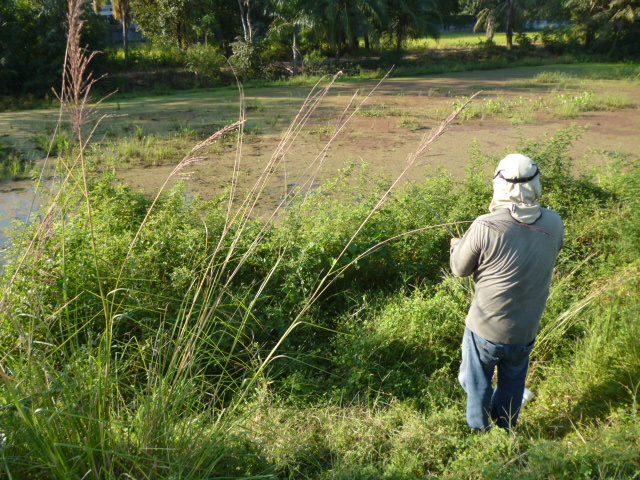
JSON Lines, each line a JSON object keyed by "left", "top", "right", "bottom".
{"left": 406, "top": 179, "right": 457, "bottom": 238}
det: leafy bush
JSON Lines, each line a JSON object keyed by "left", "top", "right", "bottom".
{"left": 184, "top": 44, "right": 226, "bottom": 84}
{"left": 304, "top": 50, "right": 329, "bottom": 75}
{"left": 515, "top": 31, "right": 536, "bottom": 51}
{"left": 2, "top": 125, "right": 639, "bottom": 478}
{"left": 0, "top": 140, "right": 32, "bottom": 180}
{"left": 229, "top": 40, "right": 264, "bottom": 79}
{"left": 540, "top": 26, "right": 582, "bottom": 54}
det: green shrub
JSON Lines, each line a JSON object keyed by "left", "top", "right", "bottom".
{"left": 0, "top": 140, "right": 32, "bottom": 180}
{"left": 325, "top": 277, "right": 469, "bottom": 404}
{"left": 304, "top": 50, "right": 329, "bottom": 75}
{"left": 229, "top": 40, "right": 264, "bottom": 79}
{"left": 2, "top": 124, "right": 640, "bottom": 478}
{"left": 184, "top": 44, "right": 226, "bottom": 84}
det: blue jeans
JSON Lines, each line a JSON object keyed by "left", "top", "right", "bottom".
{"left": 459, "top": 327, "right": 535, "bottom": 431}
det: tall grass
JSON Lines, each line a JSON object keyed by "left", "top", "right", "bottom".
{"left": 1, "top": 1, "right": 639, "bottom": 478}
{"left": 0, "top": 3, "right": 478, "bottom": 477}
{"left": 3, "top": 120, "right": 638, "bottom": 477}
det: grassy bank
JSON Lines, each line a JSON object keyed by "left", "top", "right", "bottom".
{"left": 0, "top": 118, "right": 638, "bottom": 478}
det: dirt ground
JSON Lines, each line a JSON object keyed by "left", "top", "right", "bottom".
{"left": 1, "top": 65, "right": 639, "bottom": 214}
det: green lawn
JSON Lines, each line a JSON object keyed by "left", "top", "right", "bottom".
{"left": 404, "top": 31, "right": 537, "bottom": 51}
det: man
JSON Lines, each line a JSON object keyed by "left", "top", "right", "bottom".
{"left": 450, "top": 153, "right": 563, "bottom": 432}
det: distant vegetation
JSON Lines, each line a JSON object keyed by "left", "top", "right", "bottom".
{"left": 2, "top": 0, "right": 640, "bottom": 103}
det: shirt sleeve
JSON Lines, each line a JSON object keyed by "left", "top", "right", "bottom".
{"left": 450, "top": 222, "right": 481, "bottom": 277}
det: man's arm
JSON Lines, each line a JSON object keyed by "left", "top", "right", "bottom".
{"left": 450, "top": 225, "right": 480, "bottom": 277}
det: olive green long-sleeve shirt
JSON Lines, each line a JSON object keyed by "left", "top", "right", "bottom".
{"left": 450, "top": 207, "right": 564, "bottom": 344}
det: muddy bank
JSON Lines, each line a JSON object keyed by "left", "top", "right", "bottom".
{"left": 0, "top": 65, "right": 638, "bottom": 227}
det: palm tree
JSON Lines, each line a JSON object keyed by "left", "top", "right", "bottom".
{"left": 385, "top": 0, "right": 440, "bottom": 51}
{"left": 465, "top": 0, "right": 518, "bottom": 48}
{"left": 504, "top": 0, "right": 517, "bottom": 49}
{"left": 271, "top": 0, "right": 316, "bottom": 75}
{"left": 565, "top": 0, "right": 640, "bottom": 48}
{"left": 313, "top": 0, "right": 388, "bottom": 57}
{"left": 94, "top": 0, "right": 131, "bottom": 57}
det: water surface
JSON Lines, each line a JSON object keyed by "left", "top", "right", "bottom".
{"left": 0, "top": 178, "right": 41, "bottom": 262}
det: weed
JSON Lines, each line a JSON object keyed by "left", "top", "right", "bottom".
{"left": 601, "top": 94, "right": 636, "bottom": 109}
{"left": 553, "top": 91, "right": 599, "bottom": 118}
{"left": 456, "top": 95, "right": 541, "bottom": 124}
{"left": 397, "top": 116, "right": 421, "bottom": 130}
{"left": 133, "top": 124, "right": 146, "bottom": 140}
{"left": 534, "top": 71, "right": 576, "bottom": 85}
{"left": 246, "top": 99, "right": 265, "bottom": 112}
{"left": 308, "top": 123, "right": 336, "bottom": 137}
{"left": 357, "top": 103, "right": 403, "bottom": 118}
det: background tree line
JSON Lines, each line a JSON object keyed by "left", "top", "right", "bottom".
{"left": 1, "top": 0, "right": 639, "bottom": 97}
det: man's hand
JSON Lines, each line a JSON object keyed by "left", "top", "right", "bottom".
{"left": 450, "top": 237, "right": 461, "bottom": 248}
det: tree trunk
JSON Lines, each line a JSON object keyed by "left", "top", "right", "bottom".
{"left": 292, "top": 28, "right": 299, "bottom": 76}
{"left": 395, "top": 31, "right": 404, "bottom": 51}
{"left": 177, "top": 20, "right": 184, "bottom": 50}
{"left": 122, "top": 18, "right": 128, "bottom": 59}
{"left": 350, "top": 33, "right": 359, "bottom": 52}
{"left": 607, "top": 22, "right": 621, "bottom": 57}
{"left": 486, "top": 17, "right": 495, "bottom": 42}
{"left": 246, "top": 0, "right": 253, "bottom": 43}
{"left": 237, "top": 0, "right": 250, "bottom": 43}
{"left": 585, "top": 23, "right": 596, "bottom": 47}
{"left": 364, "top": 34, "right": 370, "bottom": 50}
{"left": 336, "top": 31, "right": 346, "bottom": 58}
{"left": 505, "top": 0, "right": 516, "bottom": 49}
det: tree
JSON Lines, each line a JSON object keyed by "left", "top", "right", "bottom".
{"left": 270, "top": 0, "right": 316, "bottom": 74}
{"left": 0, "top": 0, "right": 105, "bottom": 96}
{"left": 608, "top": 0, "right": 640, "bottom": 52}
{"left": 504, "top": 0, "right": 516, "bottom": 48}
{"left": 563, "top": 0, "right": 640, "bottom": 49}
{"left": 462, "top": 0, "right": 521, "bottom": 47}
{"left": 384, "top": 0, "right": 440, "bottom": 51}
{"left": 94, "top": 0, "right": 131, "bottom": 57}
{"left": 311, "top": 0, "right": 388, "bottom": 56}
{"left": 130, "top": 0, "right": 209, "bottom": 49}
{"left": 237, "top": 0, "right": 254, "bottom": 43}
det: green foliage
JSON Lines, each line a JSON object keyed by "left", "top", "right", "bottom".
{"left": 102, "top": 42, "right": 185, "bottom": 72}
{"left": 129, "top": 0, "right": 240, "bottom": 49}
{"left": 229, "top": 39, "right": 264, "bottom": 79}
{"left": 0, "top": 0, "right": 106, "bottom": 96}
{"left": 564, "top": 0, "right": 640, "bottom": 54}
{"left": 2, "top": 126, "right": 640, "bottom": 478}
{"left": 382, "top": 0, "right": 441, "bottom": 50}
{"left": 0, "top": 141, "right": 31, "bottom": 180}
{"left": 540, "top": 26, "right": 583, "bottom": 54}
{"left": 184, "top": 44, "right": 226, "bottom": 84}
{"left": 304, "top": 50, "right": 329, "bottom": 74}
{"left": 327, "top": 278, "right": 469, "bottom": 403}
{"left": 453, "top": 88, "right": 636, "bottom": 125}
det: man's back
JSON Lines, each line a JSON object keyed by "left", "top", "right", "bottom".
{"left": 451, "top": 207, "right": 564, "bottom": 344}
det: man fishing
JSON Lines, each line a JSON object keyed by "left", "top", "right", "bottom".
{"left": 449, "top": 153, "right": 564, "bottom": 432}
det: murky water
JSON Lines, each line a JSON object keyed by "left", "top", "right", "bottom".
{"left": 0, "top": 178, "right": 41, "bottom": 261}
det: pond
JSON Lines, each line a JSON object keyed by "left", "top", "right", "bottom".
{"left": 0, "top": 178, "right": 41, "bottom": 263}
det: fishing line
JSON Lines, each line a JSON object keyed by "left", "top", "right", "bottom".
{"left": 407, "top": 179, "right": 456, "bottom": 238}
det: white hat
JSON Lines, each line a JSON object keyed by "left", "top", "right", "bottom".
{"left": 490, "top": 154, "right": 542, "bottom": 224}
